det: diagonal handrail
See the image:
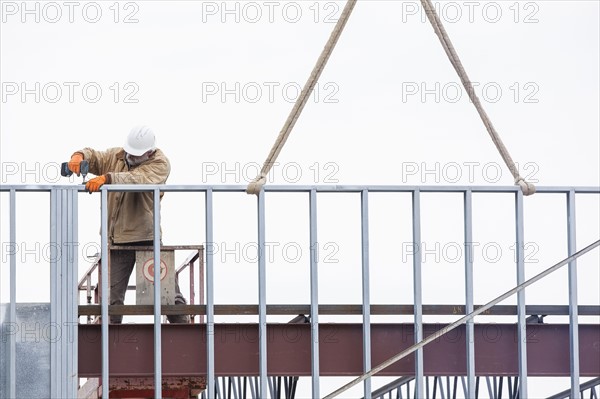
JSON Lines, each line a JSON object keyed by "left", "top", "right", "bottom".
{"left": 546, "top": 377, "right": 600, "bottom": 399}
{"left": 324, "top": 239, "right": 600, "bottom": 399}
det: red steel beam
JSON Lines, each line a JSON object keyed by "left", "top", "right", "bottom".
{"left": 78, "top": 323, "right": 600, "bottom": 377}
{"left": 109, "top": 389, "right": 189, "bottom": 399}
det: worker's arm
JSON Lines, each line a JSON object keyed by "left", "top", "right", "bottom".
{"left": 77, "top": 147, "right": 122, "bottom": 176}
{"left": 108, "top": 152, "right": 170, "bottom": 185}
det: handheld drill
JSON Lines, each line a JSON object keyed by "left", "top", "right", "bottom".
{"left": 61, "top": 160, "right": 89, "bottom": 184}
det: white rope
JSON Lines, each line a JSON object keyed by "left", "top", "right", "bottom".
{"left": 420, "top": 0, "right": 536, "bottom": 195}
{"left": 246, "top": 0, "right": 357, "bottom": 195}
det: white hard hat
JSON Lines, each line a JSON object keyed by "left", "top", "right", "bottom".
{"left": 124, "top": 125, "right": 156, "bottom": 156}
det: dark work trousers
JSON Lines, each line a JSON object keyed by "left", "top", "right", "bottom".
{"left": 109, "top": 241, "right": 189, "bottom": 324}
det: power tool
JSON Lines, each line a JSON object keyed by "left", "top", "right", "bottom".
{"left": 61, "top": 160, "right": 89, "bottom": 184}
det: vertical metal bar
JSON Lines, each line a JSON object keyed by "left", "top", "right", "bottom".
{"left": 309, "top": 189, "right": 320, "bottom": 398}
{"left": 206, "top": 189, "right": 215, "bottom": 399}
{"left": 412, "top": 189, "right": 424, "bottom": 397}
{"left": 54, "top": 189, "right": 64, "bottom": 398}
{"left": 86, "top": 275, "right": 92, "bottom": 321}
{"left": 64, "top": 188, "right": 78, "bottom": 397}
{"left": 268, "top": 376, "right": 275, "bottom": 399}
{"left": 190, "top": 259, "right": 195, "bottom": 306}
{"left": 361, "top": 190, "right": 372, "bottom": 398}
{"left": 153, "top": 188, "right": 162, "bottom": 399}
{"left": 567, "top": 190, "right": 581, "bottom": 398}
{"left": 200, "top": 252, "right": 205, "bottom": 324}
{"left": 55, "top": 188, "right": 66, "bottom": 398}
{"left": 453, "top": 375, "right": 459, "bottom": 398}
{"left": 50, "top": 189, "right": 57, "bottom": 398}
{"left": 100, "top": 187, "right": 110, "bottom": 399}
{"left": 249, "top": 376, "right": 257, "bottom": 398}
{"left": 189, "top": 259, "right": 195, "bottom": 324}
{"left": 66, "top": 189, "right": 73, "bottom": 396}
{"left": 8, "top": 189, "right": 17, "bottom": 398}
{"left": 71, "top": 188, "right": 79, "bottom": 397}
{"left": 486, "top": 376, "right": 493, "bottom": 399}
{"left": 464, "top": 190, "right": 476, "bottom": 397}
{"left": 257, "top": 190, "right": 268, "bottom": 398}
{"left": 61, "top": 188, "right": 67, "bottom": 396}
{"left": 514, "top": 190, "right": 528, "bottom": 398}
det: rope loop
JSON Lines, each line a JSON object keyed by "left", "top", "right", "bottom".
{"left": 515, "top": 177, "right": 536, "bottom": 196}
{"left": 246, "top": 174, "right": 267, "bottom": 195}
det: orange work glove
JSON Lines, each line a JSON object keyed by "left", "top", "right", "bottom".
{"left": 68, "top": 153, "right": 84, "bottom": 175}
{"left": 86, "top": 175, "right": 107, "bottom": 192}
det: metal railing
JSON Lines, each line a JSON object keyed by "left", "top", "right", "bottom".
{"left": 367, "top": 376, "right": 597, "bottom": 399}
{"left": 365, "top": 376, "right": 517, "bottom": 399}
{"left": 1, "top": 184, "right": 599, "bottom": 399}
{"left": 548, "top": 377, "right": 600, "bottom": 399}
{"left": 76, "top": 245, "right": 204, "bottom": 324}
{"left": 325, "top": 238, "right": 600, "bottom": 398}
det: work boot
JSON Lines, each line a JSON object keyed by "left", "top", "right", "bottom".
{"left": 167, "top": 293, "right": 190, "bottom": 324}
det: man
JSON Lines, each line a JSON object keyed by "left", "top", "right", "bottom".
{"left": 67, "top": 125, "right": 188, "bottom": 324}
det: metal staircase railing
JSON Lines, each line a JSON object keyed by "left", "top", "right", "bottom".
{"left": 365, "top": 376, "right": 599, "bottom": 399}
{"left": 200, "top": 376, "right": 300, "bottom": 399}
{"left": 547, "top": 377, "right": 600, "bottom": 399}
{"left": 325, "top": 239, "right": 600, "bottom": 398}
{"left": 365, "top": 376, "right": 517, "bottom": 399}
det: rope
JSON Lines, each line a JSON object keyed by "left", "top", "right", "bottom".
{"left": 324, "top": 239, "right": 600, "bottom": 398}
{"left": 419, "top": 0, "right": 536, "bottom": 196}
{"left": 246, "top": 0, "right": 357, "bottom": 195}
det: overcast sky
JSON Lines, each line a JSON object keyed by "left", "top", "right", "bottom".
{"left": 1, "top": 1, "right": 599, "bottom": 397}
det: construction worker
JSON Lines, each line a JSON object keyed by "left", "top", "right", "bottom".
{"left": 67, "top": 125, "right": 189, "bottom": 324}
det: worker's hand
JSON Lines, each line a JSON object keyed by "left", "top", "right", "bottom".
{"left": 68, "top": 153, "right": 84, "bottom": 175}
{"left": 86, "top": 175, "right": 107, "bottom": 193}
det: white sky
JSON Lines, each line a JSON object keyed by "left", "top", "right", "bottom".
{"left": 1, "top": 1, "right": 599, "bottom": 398}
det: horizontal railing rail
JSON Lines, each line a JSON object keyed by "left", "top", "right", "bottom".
{"left": 2, "top": 184, "right": 600, "bottom": 193}
{"left": 76, "top": 303, "right": 600, "bottom": 316}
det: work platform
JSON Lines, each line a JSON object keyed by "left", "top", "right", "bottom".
{"left": 1, "top": 184, "right": 599, "bottom": 398}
